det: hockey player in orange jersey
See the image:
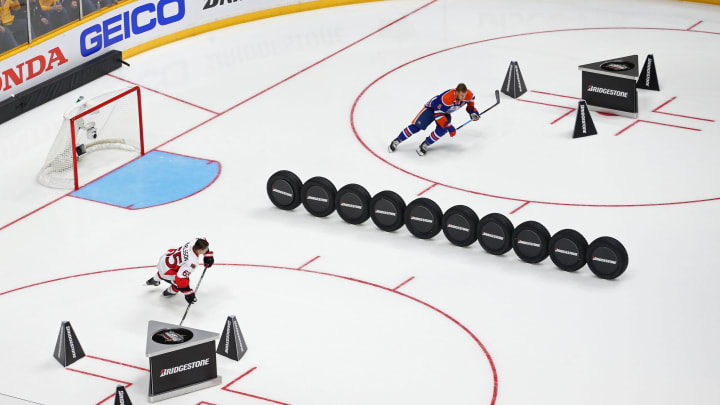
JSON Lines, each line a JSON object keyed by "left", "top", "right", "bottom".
{"left": 389, "top": 83, "right": 480, "bottom": 156}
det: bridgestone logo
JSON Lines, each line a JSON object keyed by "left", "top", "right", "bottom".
{"left": 272, "top": 188, "right": 292, "bottom": 197}
{"left": 307, "top": 195, "right": 328, "bottom": 203}
{"left": 117, "top": 391, "right": 126, "bottom": 405}
{"left": 587, "top": 85, "right": 628, "bottom": 98}
{"left": 224, "top": 320, "right": 231, "bottom": 354}
{"left": 160, "top": 358, "right": 210, "bottom": 377}
{"left": 645, "top": 57, "right": 652, "bottom": 86}
{"left": 204, "top": 0, "right": 240, "bottom": 10}
{"left": 375, "top": 209, "right": 395, "bottom": 217}
{"left": 411, "top": 216, "right": 433, "bottom": 223}
{"left": 233, "top": 319, "right": 246, "bottom": 353}
{"left": 506, "top": 67, "right": 511, "bottom": 92}
{"left": 593, "top": 256, "right": 617, "bottom": 265}
{"left": 482, "top": 232, "right": 503, "bottom": 240}
{"left": 517, "top": 240, "right": 541, "bottom": 248}
{"left": 580, "top": 105, "right": 587, "bottom": 134}
{"left": 447, "top": 224, "right": 469, "bottom": 233}
{"left": 514, "top": 64, "right": 523, "bottom": 91}
{"left": 66, "top": 326, "right": 77, "bottom": 359}
{"left": 555, "top": 248, "right": 578, "bottom": 257}
{"left": 340, "top": 202, "right": 362, "bottom": 210}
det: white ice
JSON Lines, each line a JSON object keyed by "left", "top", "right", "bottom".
{"left": 1, "top": 0, "right": 720, "bottom": 404}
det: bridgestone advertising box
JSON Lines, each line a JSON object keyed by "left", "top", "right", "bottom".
{"left": 579, "top": 55, "right": 640, "bottom": 118}
{"left": 146, "top": 320, "right": 221, "bottom": 402}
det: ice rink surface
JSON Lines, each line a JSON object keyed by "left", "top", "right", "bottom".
{"left": 1, "top": 0, "right": 720, "bottom": 404}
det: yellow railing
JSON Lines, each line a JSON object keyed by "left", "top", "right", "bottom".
{"left": 682, "top": 0, "right": 720, "bottom": 4}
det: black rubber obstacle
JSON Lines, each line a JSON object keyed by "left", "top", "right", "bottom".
{"left": 477, "top": 213, "right": 514, "bottom": 255}
{"left": 266, "top": 170, "right": 303, "bottom": 210}
{"left": 512, "top": 221, "right": 551, "bottom": 263}
{"left": 442, "top": 205, "right": 479, "bottom": 247}
{"left": 587, "top": 236, "right": 629, "bottom": 279}
{"left": 267, "top": 171, "right": 630, "bottom": 279}
{"left": 404, "top": 198, "right": 443, "bottom": 239}
{"left": 301, "top": 176, "right": 337, "bottom": 217}
{"left": 370, "top": 190, "right": 406, "bottom": 232}
{"left": 336, "top": 184, "right": 372, "bottom": 225}
{"left": 549, "top": 229, "right": 588, "bottom": 272}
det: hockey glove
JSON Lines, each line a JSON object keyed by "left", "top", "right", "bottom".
{"left": 469, "top": 108, "right": 480, "bottom": 121}
{"left": 185, "top": 292, "right": 197, "bottom": 304}
{"left": 204, "top": 251, "right": 214, "bottom": 268}
{"left": 448, "top": 125, "right": 457, "bottom": 137}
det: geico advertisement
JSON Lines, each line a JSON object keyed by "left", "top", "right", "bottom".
{"left": 0, "top": 0, "right": 315, "bottom": 101}
{"left": 80, "top": 0, "right": 186, "bottom": 57}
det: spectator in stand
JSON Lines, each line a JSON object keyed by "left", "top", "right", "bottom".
{"left": 29, "top": 0, "right": 52, "bottom": 37}
{"left": 63, "top": 0, "right": 78, "bottom": 20}
{"left": 96, "top": 0, "right": 120, "bottom": 10}
{"left": 8, "top": 0, "right": 28, "bottom": 44}
{"left": 66, "top": 0, "right": 96, "bottom": 18}
{"left": 0, "top": 0, "right": 21, "bottom": 53}
{"left": 39, "top": 0, "right": 70, "bottom": 28}
{"left": 0, "top": 24, "right": 18, "bottom": 53}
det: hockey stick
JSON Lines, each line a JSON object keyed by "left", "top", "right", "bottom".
{"left": 456, "top": 90, "right": 501, "bottom": 131}
{"left": 179, "top": 265, "right": 208, "bottom": 326}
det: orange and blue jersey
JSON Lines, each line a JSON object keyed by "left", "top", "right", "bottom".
{"left": 395, "top": 88, "right": 478, "bottom": 145}
{"left": 425, "top": 88, "right": 476, "bottom": 115}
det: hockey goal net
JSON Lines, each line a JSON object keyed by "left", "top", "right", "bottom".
{"left": 37, "top": 86, "right": 145, "bottom": 190}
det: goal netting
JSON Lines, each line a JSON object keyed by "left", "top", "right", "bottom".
{"left": 37, "top": 86, "right": 145, "bottom": 189}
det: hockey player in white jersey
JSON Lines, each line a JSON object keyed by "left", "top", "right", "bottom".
{"left": 146, "top": 238, "right": 214, "bottom": 304}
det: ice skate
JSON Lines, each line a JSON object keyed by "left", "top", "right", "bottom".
{"left": 416, "top": 140, "right": 429, "bottom": 156}
{"left": 388, "top": 138, "right": 400, "bottom": 152}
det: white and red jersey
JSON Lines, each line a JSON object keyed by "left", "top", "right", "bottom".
{"left": 156, "top": 239, "right": 202, "bottom": 294}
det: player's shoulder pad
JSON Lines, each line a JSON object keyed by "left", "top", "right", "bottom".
{"left": 441, "top": 89, "right": 455, "bottom": 106}
{"left": 465, "top": 90, "right": 475, "bottom": 101}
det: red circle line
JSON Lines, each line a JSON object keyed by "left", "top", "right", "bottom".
{"left": 0, "top": 263, "right": 499, "bottom": 405}
{"left": 350, "top": 26, "right": 720, "bottom": 208}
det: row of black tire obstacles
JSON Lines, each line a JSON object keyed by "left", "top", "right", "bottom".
{"left": 267, "top": 170, "right": 629, "bottom": 279}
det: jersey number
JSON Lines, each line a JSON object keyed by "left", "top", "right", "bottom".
{"left": 165, "top": 248, "right": 182, "bottom": 271}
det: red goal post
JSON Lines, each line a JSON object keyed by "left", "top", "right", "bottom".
{"left": 38, "top": 86, "right": 145, "bottom": 190}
